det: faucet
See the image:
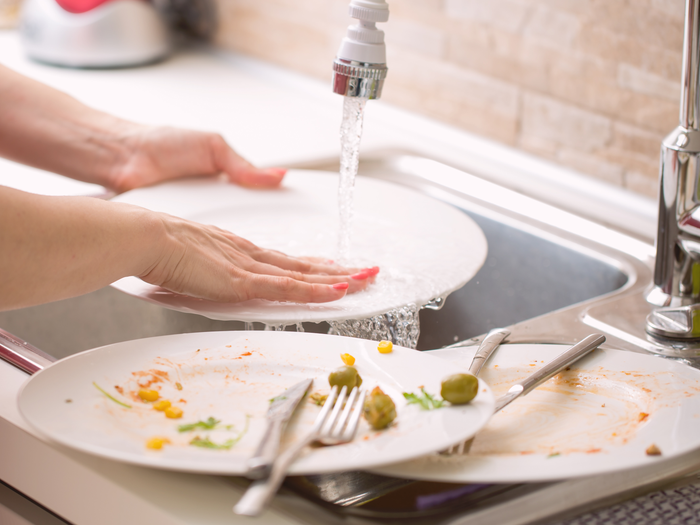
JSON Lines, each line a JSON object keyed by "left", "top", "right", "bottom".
{"left": 331, "top": 0, "right": 389, "bottom": 100}
{"left": 645, "top": 0, "right": 700, "bottom": 339}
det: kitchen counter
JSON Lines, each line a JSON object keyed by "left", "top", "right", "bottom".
{"left": 0, "top": 29, "right": 661, "bottom": 525}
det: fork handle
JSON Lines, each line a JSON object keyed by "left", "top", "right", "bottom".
{"left": 468, "top": 328, "right": 510, "bottom": 376}
{"left": 233, "top": 433, "right": 316, "bottom": 516}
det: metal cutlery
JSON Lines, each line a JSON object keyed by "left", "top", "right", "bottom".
{"left": 246, "top": 377, "right": 314, "bottom": 480}
{"left": 445, "top": 333, "right": 606, "bottom": 456}
{"left": 234, "top": 384, "right": 366, "bottom": 517}
{"left": 443, "top": 327, "right": 510, "bottom": 455}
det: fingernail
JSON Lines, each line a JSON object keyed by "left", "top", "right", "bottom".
{"left": 351, "top": 270, "right": 370, "bottom": 280}
{"left": 365, "top": 266, "right": 380, "bottom": 276}
{"left": 333, "top": 282, "right": 349, "bottom": 290}
{"left": 327, "top": 259, "right": 335, "bottom": 265}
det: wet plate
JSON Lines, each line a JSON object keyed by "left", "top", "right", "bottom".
{"left": 109, "top": 170, "right": 487, "bottom": 324}
{"left": 373, "top": 344, "right": 700, "bottom": 483}
{"left": 18, "top": 331, "right": 495, "bottom": 475}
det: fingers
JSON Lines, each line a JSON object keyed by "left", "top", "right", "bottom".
{"left": 212, "top": 135, "right": 286, "bottom": 188}
{"left": 238, "top": 274, "right": 351, "bottom": 304}
{"left": 243, "top": 259, "right": 379, "bottom": 294}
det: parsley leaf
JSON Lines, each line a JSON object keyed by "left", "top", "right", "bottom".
{"left": 189, "top": 436, "right": 237, "bottom": 450}
{"left": 177, "top": 417, "right": 225, "bottom": 433}
{"left": 403, "top": 388, "right": 446, "bottom": 410}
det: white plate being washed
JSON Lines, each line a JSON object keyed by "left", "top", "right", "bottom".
{"left": 18, "top": 331, "right": 495, "bottom": 476}
{"left": 373, "top": 344, "right": 700, "bottom": 483}
{"left": 110, "top": 170, "right": 487, "bottom": 324}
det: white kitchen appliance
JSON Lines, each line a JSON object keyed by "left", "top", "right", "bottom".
{"left": 19, "top": 0, "right": 170, "bottom": 68}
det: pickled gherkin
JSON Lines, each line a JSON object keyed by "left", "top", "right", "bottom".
{"left": 363, "top": 386, "right": 397, "bottom": 430}
{"left": 440, "top": 373, "right": 478, "bottom": 405}
{"left": 328, "top": 365, "right": 363, "bottom": 391}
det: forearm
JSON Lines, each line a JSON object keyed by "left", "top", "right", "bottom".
{"left": 0, "top": 64, "right": 133, "bottom": 188}
{"left": 0, "top": 185, "right": 162, "bottom": 310}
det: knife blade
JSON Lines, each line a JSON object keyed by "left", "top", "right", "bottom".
{"left": 247, "top": 377, "right": 313, "bottom": 479}
{"left": 494, "top": 334, "right": 606, "bottom": 413}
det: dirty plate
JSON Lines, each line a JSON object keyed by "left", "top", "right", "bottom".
{"left": 18, "top": 331, "right": 494, "bottom": 475}
{"left": 109, "top": 170, "right": 487, "bottom": 324}
{"left": 373, "top": 344, "right": 700, "bottom": 483}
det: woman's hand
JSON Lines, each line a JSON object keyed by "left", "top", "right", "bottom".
{"left": 107, "top": 125, "right": 286, "bottom": 193}
{"left": 141, "top": 212, "right": 377, "bottom": 303}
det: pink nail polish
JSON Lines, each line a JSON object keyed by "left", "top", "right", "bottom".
{"left": 365, "top": 266, "right": 380, "bottom": 276}
{"left": 333, "top": 282, "right": 349, "bottom": 290}
{"left": 351, "top": 271, "right": 370, "bottom": 280}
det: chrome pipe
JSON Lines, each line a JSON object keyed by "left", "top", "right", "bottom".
{"left": 647, "top": 0, "right": 700, "bottom": 312}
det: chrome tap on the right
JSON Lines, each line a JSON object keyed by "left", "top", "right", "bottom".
{"left": 646, "top": 0, "right": 700, "bottom": 340}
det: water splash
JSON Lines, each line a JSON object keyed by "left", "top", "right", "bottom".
{"left": 328, "top": 304, "right": 420, "bottom": 349}
{"left": 337, "top": 96, "right": 368, "bottom": 264}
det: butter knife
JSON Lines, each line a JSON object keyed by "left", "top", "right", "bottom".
{"left": 247, "top": 377, "right": 314, "bottom": 479}
{"left": 495, "top": 333, "right": 606, "bottom": 412}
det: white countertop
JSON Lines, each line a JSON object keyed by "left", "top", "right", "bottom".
{"left": 0, "top": 29, "right": 659, "bottom": 525}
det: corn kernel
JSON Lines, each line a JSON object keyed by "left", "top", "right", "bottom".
{"left": 164, "top": 406, "right": 183, "bottom": 419}
{"left": 138, "top": 389, "right": 160, "bottom": 402}
{"left": 153, "top": 400, "right": 171, "bottom": 411}
{"left": 340, "top": 353, "right": 355, "bottom": 366}
{"left": 377, "top": 341, "right": 393, "bottom": 354}
{"left": 146, "top": 437, "right": 171, "bottom": 450}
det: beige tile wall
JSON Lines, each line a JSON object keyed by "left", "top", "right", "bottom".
{"left": 215, "top": 0, "right": 686, "bottom": 198}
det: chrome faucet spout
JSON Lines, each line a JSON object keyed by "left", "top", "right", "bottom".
{"left": 648, "top": 0, "right": 700, "bottom": 308}
{"left": 331, "top": 0, "right": 389, "bottom": 100}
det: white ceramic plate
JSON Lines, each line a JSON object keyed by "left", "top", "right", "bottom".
{"left": 18, "top": 331, "right": 495, "bottom": 475}
{"left": 373, "top": 344, "right": 700, "bottom": 483}
{"left": 109, "top": 170, "right": 487, "bottom": 324}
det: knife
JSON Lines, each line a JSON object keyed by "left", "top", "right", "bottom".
{"left": 247, "top": 378, "right": 314, "bottom": 479}
{"left": 494, "top": 333, "right": 606, "bottom": 413}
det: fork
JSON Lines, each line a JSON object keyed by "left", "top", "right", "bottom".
{"left": 441, "top": 328, "right": 509, "bottom": 455}
{"left": 443, "top": 333, "right": 606, "bottom": 456}
{"left": 233, "top": 384, "right": 367, "bottom": 516}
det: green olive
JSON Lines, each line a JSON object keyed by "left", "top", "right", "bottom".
{"left": 329, "top": 366, "right": 363, "bottom": 391}
{"left": 440, "top": 373, "right": 479, "bottom": 405}
{"left": 363, "top": 387, "right": 396, "bottom": 430}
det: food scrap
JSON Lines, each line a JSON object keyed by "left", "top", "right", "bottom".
{"left": 146, "top": 437, "right": 171, "bottom": 450}
{"left": 364, "top": 387, "right": 397, "bottom": 430}
{"left": 93, "top": 382, "right": 132, "bottom": 409}
{"left": 646, "top": 444, "right": 662, "bottom": 456}
{"left": 639, "top": 412, "right": 649, "bottom": 422}
{"left": 440, "top": 373, "right": 478, "bottom": 405}
{"left": 138, "top": 389, "right": 160, "bottom": 402}
{"left": 403, "top": 387, "right": 445, "bottom": 410}
{"left": 340, "top": 353, "right": 355, "bottom": 366}
{"left": 164, "top": 406, "right": 183, "bottom": 419}
{"left": 189, "top": 436, "right": 237, "bottom": 450}
{"left": 547, "top": 452, "right": 561, "bottom": 459}
{"left": 309, "top": 392, "right": 328, "bottom": 406}
{"left": 377, "top": 340, "right": 393, "bottom": 354}
{"left": 175, "top": 382, "right": 183, "bottom": 391}
{"left": 153, "top": 400, "right": 172, "bottom": 412}
{"left": 329, "top": 365, "right": 363, "bottom": 391}
{"left": 178, "top": 417, "right": 230, "bottom": 433}
{"left": 188, "top": 415, "right": 250, "bottom": 450}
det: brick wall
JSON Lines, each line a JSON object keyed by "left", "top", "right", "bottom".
{"left": 215, "top": 0, "right": 686, "bottom": 198}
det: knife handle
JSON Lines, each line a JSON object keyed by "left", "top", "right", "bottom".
{"left": 468, "top": 328, "right": 510, "bottom": 376}
{"left": 247, "top": 418, "right": 284, "bottom": 480}
{"left": 519, "top": 333, "right": 606, "bottom": 397}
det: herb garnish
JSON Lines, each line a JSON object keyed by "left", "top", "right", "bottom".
{"left": 403, "top": 388, "right": 446, "bottom": 410}
{"left": 93, "top": 382, "right": 132, "bottom": 409}
{"left": 269, "top": 395, "right": 287, "bottom": 404}
{"left": 177, "top": 417, "right": 231, "bottom": 433}
{"left": 188, "top": 415, "right": 250, "bottom": 450}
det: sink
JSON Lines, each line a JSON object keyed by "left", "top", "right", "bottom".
{"left": 0, "top": 152, "right": 648, "bottom": 359}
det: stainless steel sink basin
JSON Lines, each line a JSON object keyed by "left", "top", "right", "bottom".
{"left": 0, "top": 153, "right": 648, "bottom": 359}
